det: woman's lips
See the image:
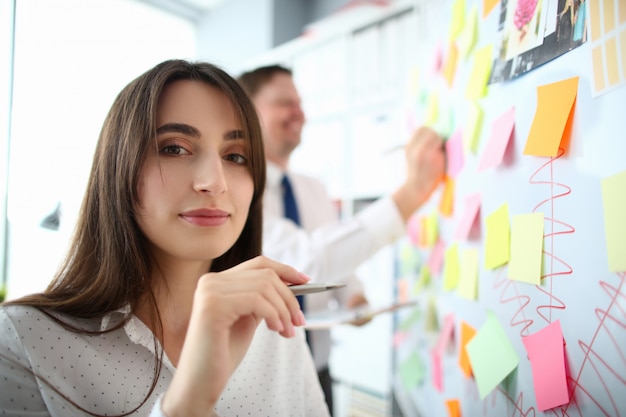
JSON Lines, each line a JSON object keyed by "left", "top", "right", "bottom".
{"left": 180, "top": 209, "right": 230, "bottom": 227}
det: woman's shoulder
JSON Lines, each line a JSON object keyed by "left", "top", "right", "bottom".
{"left": 0, "top": 304, "right": 103, "bottom": 333}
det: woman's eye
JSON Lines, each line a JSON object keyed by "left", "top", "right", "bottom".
{"left": 161, "top": 144, "right": 190, "bottom": 155}
{"left": 225, "top": 153, "right": 248, "bottom": 165}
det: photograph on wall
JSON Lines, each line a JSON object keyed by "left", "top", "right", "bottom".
{"left": 490, "top": 0, "right": 588, "bottom": 83}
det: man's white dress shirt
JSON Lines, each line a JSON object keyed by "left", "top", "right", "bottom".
{"left": 262, "top": 162, "right": 406, "bottom": 371}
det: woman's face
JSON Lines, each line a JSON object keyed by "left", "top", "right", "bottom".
{"left": 135, "top": 80, "right": 254, "bottom": 266}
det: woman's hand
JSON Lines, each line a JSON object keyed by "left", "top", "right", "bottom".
{"left": 161, "top": 256, "right": 309, "bottom": 417}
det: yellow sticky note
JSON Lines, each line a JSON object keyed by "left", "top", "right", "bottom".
{"left": 442, "top": 42, "right": 459, "bottom": 87}
{"left": 485, "top": 203, "right": 510, "bottom": 269}
{"left": 524, "top": 77, "right": 579, "bottom": 157}
{"left": 444, "top": 243, "right": 461, "bottom": 291}
{"left": 465, "top": 44, "right": 493, "bottom": 99}
{"left": 509, "top": 213, "right": 544, "bottom": 284}
{"left": 601, "top": 170, "right": 626, "bottom": 272}
{"left": 425, "top": 91, "right": 439, "bottom": 126}
{"left": 413, "top": 265, "right": 431, "bottom": 295}
{"left": 424, "top": 296, "right": 439, "bottom": 332}
{"left": 427, "top": 211, "right": 439, "bottom": 248}
{"left": 449, "top": 0, "right": 465, "bottom": 40}
{"left": 458, "top": 5, "right": 478, "bottom": 59}
{"left": 465, "top": 100, "right": 484, "bottom": 154}
{"left": 458, "top": 248, "right": 479, "bottom": 300}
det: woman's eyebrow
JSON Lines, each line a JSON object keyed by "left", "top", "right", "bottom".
{"left": 224, "top": 130, "right": 245, "bottom": 140}
{"left": 156, "top": 123, "right": 201, "bottom": 138}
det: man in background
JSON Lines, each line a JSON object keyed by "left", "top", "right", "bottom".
{"left": 237, "top": 65, "right": 445, "bottom": 415}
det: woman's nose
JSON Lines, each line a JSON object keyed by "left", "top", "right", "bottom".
{"left": 192, "top": 155, "right": 227, "bottom": 194}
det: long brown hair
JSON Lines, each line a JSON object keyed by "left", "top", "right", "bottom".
{"left": 8, "top": 59, "right": 266, "bottom": 316}
{"left": 2, "top": 60, "right": 266, "bottom": 415}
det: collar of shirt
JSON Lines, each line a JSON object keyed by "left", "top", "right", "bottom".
{"left": 266, "top": 161, "right": 286, "bottom": 190}
{"left": 99, "top": 305, "right": 175, "bottom": 372}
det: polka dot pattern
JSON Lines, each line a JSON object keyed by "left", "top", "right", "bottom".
{"left": 0, "top": 306, "right": 329, "bottom": 416}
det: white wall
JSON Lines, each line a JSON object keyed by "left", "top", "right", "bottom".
{"left": 5, "top": 0, "right": 196, "bottom": 300}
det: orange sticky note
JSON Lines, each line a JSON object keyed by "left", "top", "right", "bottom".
{"left": 458, "top": 321, "right": 476, "bottom": 378}
{"left": 439, "top": 175, "right": 455, "bottom": 217}
{"left": 524, "top": 77, "right": 579, "bottom": 157}
{"left": 446, "top": 398, "right": 462, "bottom": 417}
{"left": 483, "top": 0, "right": 499, "bottom": 18}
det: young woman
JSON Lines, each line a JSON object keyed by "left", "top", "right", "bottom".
{"left": 0, "top": 60, "right": 329, "bottom": 417}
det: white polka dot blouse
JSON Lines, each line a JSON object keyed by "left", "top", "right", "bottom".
{"left": 0, "top": 305, "right": 329, "bottom": 416}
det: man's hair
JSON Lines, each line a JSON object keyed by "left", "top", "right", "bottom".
{"left": 237, "top": 64, "right": 292, "bottom": 98}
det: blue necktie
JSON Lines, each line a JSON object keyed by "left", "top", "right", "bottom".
{"left": 281, "top": 174, "right": 305, "bottom": 311}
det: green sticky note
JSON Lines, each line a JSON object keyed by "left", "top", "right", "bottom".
{"left": 466, "top": 311, "right": 520, "bottom": 399}
{"left": 602, "top": 170, "right": 626, "bottom": 272}
{"left": 485, "top": 203, "right": 510, "bottom": 269}
{"left": 399, "top": 352, "right": 426, "bottom": 390}
{"left": 509, "top": 212, "right": 544, "bottom": 284}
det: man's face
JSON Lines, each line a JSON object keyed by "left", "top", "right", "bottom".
{"left": 252, "top": 73, "right": 305, "bottom": 165}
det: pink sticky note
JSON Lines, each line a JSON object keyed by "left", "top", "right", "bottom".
{"left": 428, "top": 239, "right": 447, "bottom": 276}
{"left": 432, "top": 349, "right": 444, "bottom": 392}
{"left": 407, "top": 215, "right": 420, "bottom": 246}
{"left": 478, "top": 107, "right": 515, "bottom": 171}
{"left": 522, "top": 321, "right": 570, "bottom": 411}
{"left": 393, "top": 330, "right": 409, "bottom": 347}
{"left": 437, "top": 313, "right": 456, "bottom": 352}
{"left": 446, "top": 128, "right": 465, "bottom": 178}
{"left": 454, "top": 193, "right": 482, "bottom": 241}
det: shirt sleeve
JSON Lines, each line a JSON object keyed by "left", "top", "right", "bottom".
{"left": 262, "top": 195, "right": 406, "bottom": 283}
{"left": 0, "top": 307, "right": 49, "bottom": 415}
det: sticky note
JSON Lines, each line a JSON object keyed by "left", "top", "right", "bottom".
{"left": 424, "top": 296, "right": 439, "bottom": 332}
{"left": 509, "top": 212, "right": 544, "bottom": 284}
{"left": 413, "top": 265, "right": 431, "bottom": 294}
{"left": 465, "top": 100, "right": 484, "bottom": 154}
{"left": 446, "top": 399, "right": 461, "bottom": 417}
{"left": 454, "top": 193, "right": 482, "bottom": 240}
{"left": 439, "top": 175, "right": 455, "bottom": 217}
{"left": 449, "top": 0, "right": 466, "bottom": 40}
{"left": 442, "top": 42, "right": 459, "bottom": 87}
{"left": 522, "top": 320, "right": 570, "bottom": 410}
{"left": 478, "top": 106, "right": 515, "bottom": 171}
{"left": 524, "top": 77, "right": 579, "bottom": 157}
{"left": 458, "top": 320, "right": 477, "bottom": 378}
{"left": 466, "top": 310, "right": 519, "bottom": 399}
{"left": 458, "top": 5, "right": 478, "bottom": 58}
{"left": 446, "top": 128, "right": 465, "bottom": 177}
{"left": 457, "top": 248, "right": 479, "bottom": 300}
{"left": 432, "top": 349, "right": 444, "bottom": 392}
{"left": 484, "top": 203, "right": 510, "bottom": 269}
{"left": 601, "top": 170, "right": 626, "bottom": 272}
{"left": 465, "top": 44, "right": 493, "bottom": 99}
{"left": 443, "top": 243, "right": 461, "bottom": 291}
{"left": 428, "top": 239, "right": 447, "bottom": 276}
{"left": 483, "top": 0, "right": 499, "bottom": 18}
{"left": 436, "top": 313, "right": 456, "bottom": 352}
{"left": 398, "top": 307, "right": 422, "bottom": 331}
{"left": 399, "top": 352, "right": 426, "bottom": 390}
